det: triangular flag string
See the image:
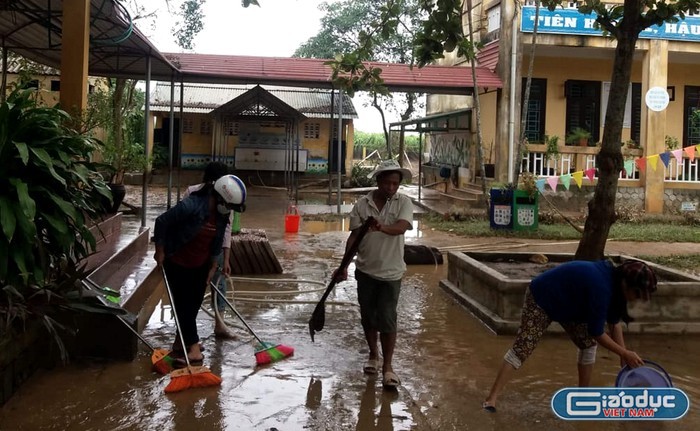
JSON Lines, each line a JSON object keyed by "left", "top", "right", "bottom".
{"left": 560, "top": 174, "right": 572, "bottom": 190}
{"left": 584, "top": 168, "right": 596, "bottom": 182}
{"left": 635, "top": 157, "right": 647, "bottom": 173}
{"left": 659, "top": 151, "right": 671, "bottom": 168}
{"left": 572, "top": 171, "right": 584, "bottom": 188}
{"left": 671, "top": 149, "right": 683, "bottom": 163}
{"left": 546, "top": 176, "right": 558, "bottom": 191}
{"left": 535, "top": 178, "right": 546, "bottom": 194}
{"left": 648, "top": 154, "right": 660, "bottom": 171}
{"left": 686, "top": 145, "right": 697, "bottom": 162}
{"left": 623, "top": 159, "right": 634, "bottom": 177}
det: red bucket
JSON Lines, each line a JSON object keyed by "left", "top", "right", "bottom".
{"left": 284, "top": 205, "right": 300, "bottom": 233}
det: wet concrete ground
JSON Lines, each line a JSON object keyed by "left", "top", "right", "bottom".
{"left": 1, "top": 186, "right": 699, "bottom": 430}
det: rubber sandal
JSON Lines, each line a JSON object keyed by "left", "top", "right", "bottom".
{"left": 363, "top": 359, "right": 379, "bottom": 375}
{"left": 173, "top": 356, "right": 204, "bottom": 369}
{"left": 382, "top": 371, "right": 401, "bottom": 389}
{"left": 482, "top": 402, "right": 497, "bottom": 413}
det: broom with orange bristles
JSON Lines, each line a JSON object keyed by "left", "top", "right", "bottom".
{"left": 162, "top": 268, "right": 222, "bottom": 393}
{"left": 209, "top": 280, "right": 294, "bottom": 366}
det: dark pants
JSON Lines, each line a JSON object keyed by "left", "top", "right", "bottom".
{"left": 164, "top": 259, "right": 210, "bottom": 347}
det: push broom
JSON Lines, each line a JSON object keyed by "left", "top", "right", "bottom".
{"left": 209, "top": 280, "right": 294, "bottom": 366}
{"left": 162, "top": 268, "right": 222, "bottom": 393}
{"left": 308, "top": 216, "right": 375, "bottom": 342}
{"left": 82, "top": 278, "right": 174, "bottom": 375}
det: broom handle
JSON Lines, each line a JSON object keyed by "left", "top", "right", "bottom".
{"left": 81, "top": 278, "right": 158, "bottom": 352}
{"left": 315, "top": 216, "right": 375, "bottom": 307}
{"left": 209, "top": 280, "right": 266, "bottom": 346}
{"left": 162, "top": 267, "right": 192, "bottom": 368}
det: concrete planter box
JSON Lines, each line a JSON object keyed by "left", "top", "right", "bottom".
{"left": 440, "top": 251, "right": 700, "bottom": 335}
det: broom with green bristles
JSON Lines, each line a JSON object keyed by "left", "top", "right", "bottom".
{"left": 209, "top": 280, "right": 294, "bottom": 366}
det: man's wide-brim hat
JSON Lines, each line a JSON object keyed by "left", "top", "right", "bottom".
{"left": 367, "top": 160, "right": 412, "bottom": 182}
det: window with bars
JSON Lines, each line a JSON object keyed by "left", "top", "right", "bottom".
{"left": 225, "top": 120, "right": 239, "bottom": 136}
{"left": 684, "top": 86, "right": 700, "bottom": 146}
{"left": 182, "top": 117, "right": 194, "bottom": 134}
{"left": 303, "top": 122, "right": 320, "bottom": 139}
{"left": 521, "top": 78, "right": 547, "bottom": 143}
{"left": 200, "top": 119, "right": 212, "bottom": 135}
{"left": 565, "top": 80, "right": 601, "bottom": 144}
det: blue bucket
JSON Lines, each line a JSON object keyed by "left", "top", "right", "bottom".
{"left": 615, "top": 360, "right": 673, "bottom": 388}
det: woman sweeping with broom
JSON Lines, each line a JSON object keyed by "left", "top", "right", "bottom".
{"left": 153, "top": 174, "right": 247, "bottom": 370}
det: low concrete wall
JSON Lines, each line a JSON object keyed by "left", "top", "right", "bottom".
{"left": 440, "top": 251, "right": 700, "bottom": 335}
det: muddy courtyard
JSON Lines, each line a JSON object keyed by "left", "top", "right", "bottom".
{"left": 1, "top": 185, "right": 698, "bottom": 431}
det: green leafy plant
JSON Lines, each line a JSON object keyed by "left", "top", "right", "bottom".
{"left": 665, "top": 135, "right": 680, "bottom": 151}
{"left": 543, "top": 134, "right": 560, "bottom": 161}
{"left": 565, "top": 127, "right": 592, "bottom": 146}
{"left": 350, "top": 162, "right": 375, "bottom": 187}
{"left": 0, "top": 87, "right": 114, "bottom": 357}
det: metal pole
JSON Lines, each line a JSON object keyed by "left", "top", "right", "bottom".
{"left": 177, "top": 79, "right": 184, "bottom": 201}
{"left": 418, "top": 131, "right": 423, "bottom": 201}
{"left": 167, "top": 74, "right": 175, "bottom": 209}
{"left": 337, "top": 89, "right": 343, "bottom": 213}
{"left": 328, "top": 89, "right": 335, "bottom": 203}
{"left": 141, "top": 54, "right": 152, "bottom": 229}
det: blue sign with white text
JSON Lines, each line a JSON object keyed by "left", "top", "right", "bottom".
{"left": 551, "top": 388, "right": 690, "bottom": 420}
{"left": 521, "top": 7, "right": 700, "bottom": 42}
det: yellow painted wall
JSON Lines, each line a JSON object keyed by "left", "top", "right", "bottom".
{"left": 478, "top": 90, "right": 498, "bottom": 164}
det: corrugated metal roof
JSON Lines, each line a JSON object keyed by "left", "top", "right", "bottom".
{"left": 0, "top": 1, "right": 177, "bottom": 80}
{"left": 150, "top": 82, "right": 358, "bottom": 118}
{"left": 477, "top": 41, "right": 500, "bottom": 72}
{"left": 165, "top": 53, "right": 502, "bottom": 94}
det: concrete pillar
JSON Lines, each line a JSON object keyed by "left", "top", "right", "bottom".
{"left": 641, "top": 39, "right": 668, "bottom": 214}
{"left": 496, "top": 0, "right": 522, "bottom": 183}
{"left": 59, "top": 0, "right": 90, "bottom": 114}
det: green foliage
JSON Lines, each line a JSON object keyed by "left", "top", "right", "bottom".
{"left": 543, "top": 134, "right": 560, "bottom": 160}
{"left": 665, "top": 135, "right": 680, "bottom": 151}
{"left": 86, "top": 79, "right": 146, "bottom": 183}
{"left": 354, "top": 131, "right": 420, "bottom": 156}
{"left": 350, "top": 163, "right": 375, "bottom": 187}
{"left": 0, "top": 88, "right": 114, "bottom": 347}
{"left": 175, "top": 0, "right": 206, "bottom": 50}
{"left": 565, "top": 127, "right": 592, "bottom": 145}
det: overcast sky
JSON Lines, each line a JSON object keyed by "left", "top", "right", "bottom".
{"left": 138, "top": 0, "right": 398, "bottom": 133}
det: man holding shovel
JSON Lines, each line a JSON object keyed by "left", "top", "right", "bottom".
{"left": 336, "top": 160, "right": 413, "bottom": 389}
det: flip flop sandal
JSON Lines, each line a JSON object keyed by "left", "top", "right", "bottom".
{"left": 173, "top": 356, "right": 204, "bottom": 369}
{"left": 382, "top": 371, "right": 401, "bottom": 389}
{"left": 363, "top": 359, "right": 379, "bottom": 375}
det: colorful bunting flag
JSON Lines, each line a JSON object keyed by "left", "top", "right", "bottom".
{"left": 671, "top": 149, "right": 683, "bottom": 163}
{"left": 659, "top": 152, "right": 671, "bottom": 168}
{"left": 635, "top": 157, "right": 647, "bottom": 173}
{"left": 623, "top": 159, "right": 634, "bottom": 176}
{"left": 585, "top": 168, "right": 596, "bottom": 182}
{"left": 648, "top": 154, "right": 660, "bottom": 171}
{"left": 560, "top": 174, "right": 572, "bottom": 190}
{"left": 686, "top": 145, "right": 697, "bottom": 162}
{"left": 535, "top": 178, "right": 546, "bottom": 194}
{"left": 547, "top": 176, "right": 558, "bottom": 190}
{"left": 572, "top": 171, "right": 583, "bottom": 188}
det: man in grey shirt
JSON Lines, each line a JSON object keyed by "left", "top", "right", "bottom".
{"left": 336, "top": 160, "right": 413, "bottom": 389}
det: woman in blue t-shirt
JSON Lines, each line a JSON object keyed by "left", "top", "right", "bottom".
{"left": 482, "top": 259, "right": 658, "bottom": 412}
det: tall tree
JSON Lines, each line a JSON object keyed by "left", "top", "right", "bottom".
{"left": 328, "top": 0, "right": 700, "bottom": 260}
{"left": 295, "top": 0, "right": 425, "bottom": 157}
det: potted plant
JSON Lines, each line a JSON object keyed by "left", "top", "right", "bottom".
{"left": 565, "top": 127, "right": 592, "bottom": 147}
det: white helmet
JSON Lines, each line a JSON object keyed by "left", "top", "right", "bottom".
{"left": 214, "top": 174, "right": 246, "bottom": 212}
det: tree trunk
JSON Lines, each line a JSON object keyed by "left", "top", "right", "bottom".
{"left": 575, "top": 17, "right": 640, "bottom": 260}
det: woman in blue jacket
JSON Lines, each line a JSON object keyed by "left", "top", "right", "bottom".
{"left": 483, "top": 259, "right": 658, "bottom": 412}
{"left": 153, "top": 174, "right": 246, "bottom": 364}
